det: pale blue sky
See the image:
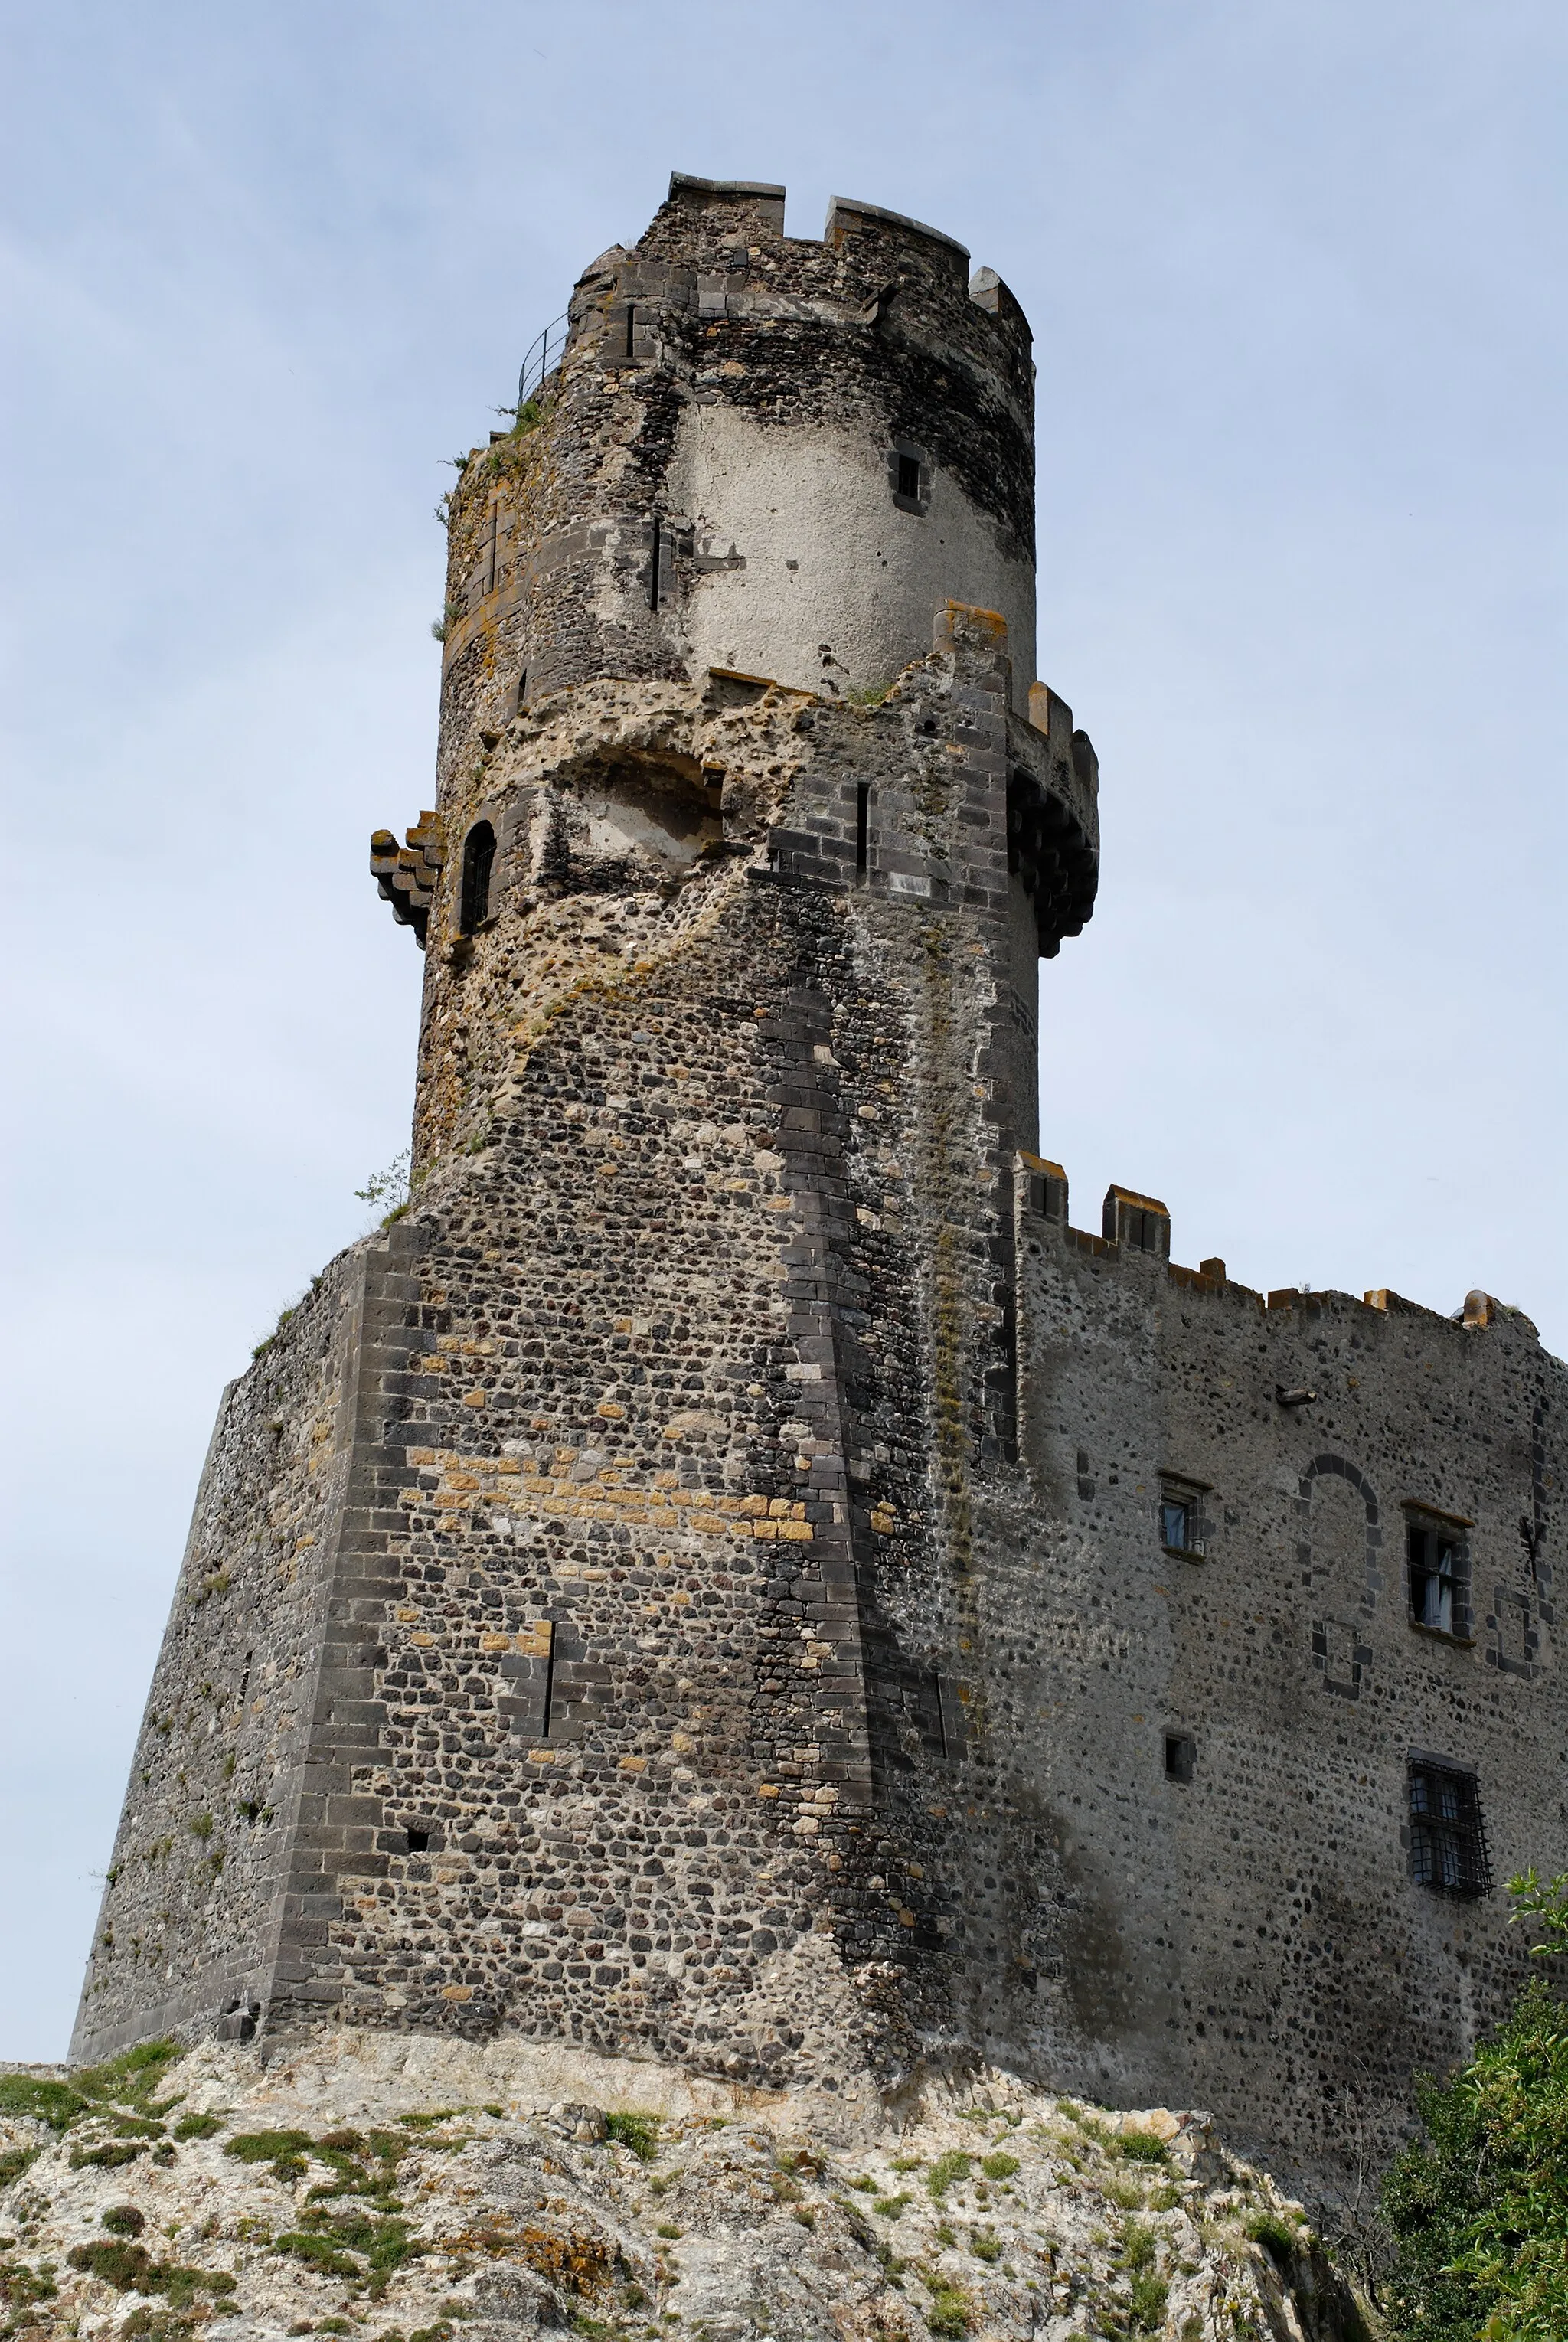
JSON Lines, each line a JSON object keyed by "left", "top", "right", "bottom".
{"left": 5, "top": 0, "right": 1564, "bottom": 2057}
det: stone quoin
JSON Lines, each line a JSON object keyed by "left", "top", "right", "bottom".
{"left": 73, "top": 172, "right": 1566, "bottom": 2195}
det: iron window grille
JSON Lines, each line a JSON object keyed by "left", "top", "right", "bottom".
{"left": 1408, "top": 1759, "right": 1492, "bottom": 1897}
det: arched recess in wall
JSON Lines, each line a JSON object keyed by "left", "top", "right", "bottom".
{"left": 459, "top": 821, "right": 497, "bottom": 934}
{"left": 1295, "top": 1453, "right": 1383, "bottom": 1701}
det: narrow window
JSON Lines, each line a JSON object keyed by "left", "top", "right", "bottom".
{"left": 514, "top": 669, "right": 528, "bottom": 716}
{"left": 459, "top": 821, "right": 496, "bottom": 934}
{"left": 1165, "top": 1733, "right": 1195, "bottom": 1783}
{"left": 855, "top": 782, "right": 870, "bottom": 880}
{"left": 540, "top": 1625, "right": 557, "bottom": 1741}
{"left": 1408, "top": 1759, "right": 1491, "bottom": 1896}
{"left": 625, "top": 303, "right": 636, "bottom": 358}
{"left": 406, "top": 1828, "right": 430, "bottom": 1855}
{"left": 896, "top": 452, "right": 921, "bottom": 501}
{"left": 1161, "top": 1498, "right": 1191, "bottom": 1553}
{"left": 1159, "top": 1478, "right": 1207, "bottom": 1556}
{"left": 648, "top": 514, "right": 662, "bottom": 610}
{"left": 1407, "top": 1520, "right": 1467, "bottom": 1637}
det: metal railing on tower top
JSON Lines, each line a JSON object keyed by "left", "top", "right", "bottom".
{"left": 516, "top": 312, "right": 568, "bottom": 416}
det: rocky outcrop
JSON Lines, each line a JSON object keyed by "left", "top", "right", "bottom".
{"left": 0, "top": 2031, "right": 1367, "bottom": 2340}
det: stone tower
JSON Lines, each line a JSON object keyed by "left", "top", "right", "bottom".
{"left": 76, "top": 174, "right": 1568, "bottom": 2199}
{"left": 74, "top": 172, "right": 1099, "bottom": 2098}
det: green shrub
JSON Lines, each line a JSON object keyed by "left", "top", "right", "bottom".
{"left": 225, "top": 2127, "right": 315, "bottom": 2180}
{"left": 70, "top": 2138, "right": 149, "bottom": 2168}
{"left": 296, "top": 2205, "right": 424, "bottom": 2276}
{"left": 172, "top": 2112, "right": 220, "bottom": 2140}
{"left": 604, "top": 2111, "right": 660, "bottom": 2162}
{"left": 1118, "top": 2221, "right": 1157, "bottom": 2271}
{"left": 969, "top": 2227, "right": 1001, "bottom": 2262}
{"left": 0, "top": 2073, "right": 87, "bottom": 2130}
{"left": 1114, "top": 2130, "right": 1169, "bottom": 2164}
{"left": 1128, "top": 2271, "right": 1170, "bottom": 2331}
{"left": 1378, "top": 1868, "right": 1568, "bottom": 2341}
{"left": 103, "top": 2204, "right": 147, "bottom": 2236}
{"left": 66, "top": 2238, "right": 235, "bottom": 2306}
{"left": 923, "top": 2278, "right": 973, "bottom": 2337}
{"left": 1245, "top": 2210, "right": 1298, "bottom": 2263}
{"left": 122, "top": 2308, "right": 198, "bottom": 2340}
{"left": 74, "top": 2040, "right": 180, "bottom": 2103}
{"left": 926, "top": 2151, "right": 973, "bottom": 2201}
{"left": 0, "top": 2259, "right": 57, "bottom": 2308}
{"left": 273, "top": 2229, "right": 364, "bottom": 2278}
{"left": 0, "top": 2144, "right": 41, "bottom": 2187}
{"left": 978, "top": 2151, "right": 1019, "bottom": 2180}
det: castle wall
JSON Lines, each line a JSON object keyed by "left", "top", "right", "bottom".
{"left": 970, "top": 1211, "right": 1567, "bottom": 2177}
{"left": 72, "top": 1246, "right": 370, "bottom": 2059}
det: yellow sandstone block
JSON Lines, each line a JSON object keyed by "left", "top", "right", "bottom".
{"left": 618, "top": 1756, "right": 648, "bottom": 1773}
{"left": 752, "top": 1521, "right": 777, "bottom": 1539}
{"left": 462, "top": 1390, "right": 488, "bottom": 1409}
{"left": 777, "top": 1522, "right": 814, "bottom": 1542}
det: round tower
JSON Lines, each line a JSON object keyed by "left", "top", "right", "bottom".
{"left": 372, "top": 177, "right": 1092, "bottom": 1179}
{"left": 435, "top": 174, "right": 1037, "bottom": 764}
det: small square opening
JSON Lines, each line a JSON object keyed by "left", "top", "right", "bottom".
{"left": 1165, "top": 1733, "right": 1195, "bottom": 1784}
{"left": 1159, "top": 1481, "right": 1207, "bottom": 1557}
{"left": 405, "top": 1828, "right": 430, "bottom": 1854}
{"left": 896, "top": 452, "right": 921, "bottom": 501}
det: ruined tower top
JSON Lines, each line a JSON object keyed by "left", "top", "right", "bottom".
{"left": 370, "top": 175, "right": 1091, "bottom": 1178}
{"left": 435, "top": 171, "right": 1038, "bottom": 754}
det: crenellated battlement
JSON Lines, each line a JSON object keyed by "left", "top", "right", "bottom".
{"left": 1019, "top": 1147, "right": 1539, "bottom": 1341}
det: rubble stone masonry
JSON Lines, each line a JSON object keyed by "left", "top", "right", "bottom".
{"left": 73, "top": 175, "right": 1565, "bottom": 2198}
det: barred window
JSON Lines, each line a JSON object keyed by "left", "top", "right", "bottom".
{"left": 1408, "top": 1759, "right": 1491, "bottom": 1897}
